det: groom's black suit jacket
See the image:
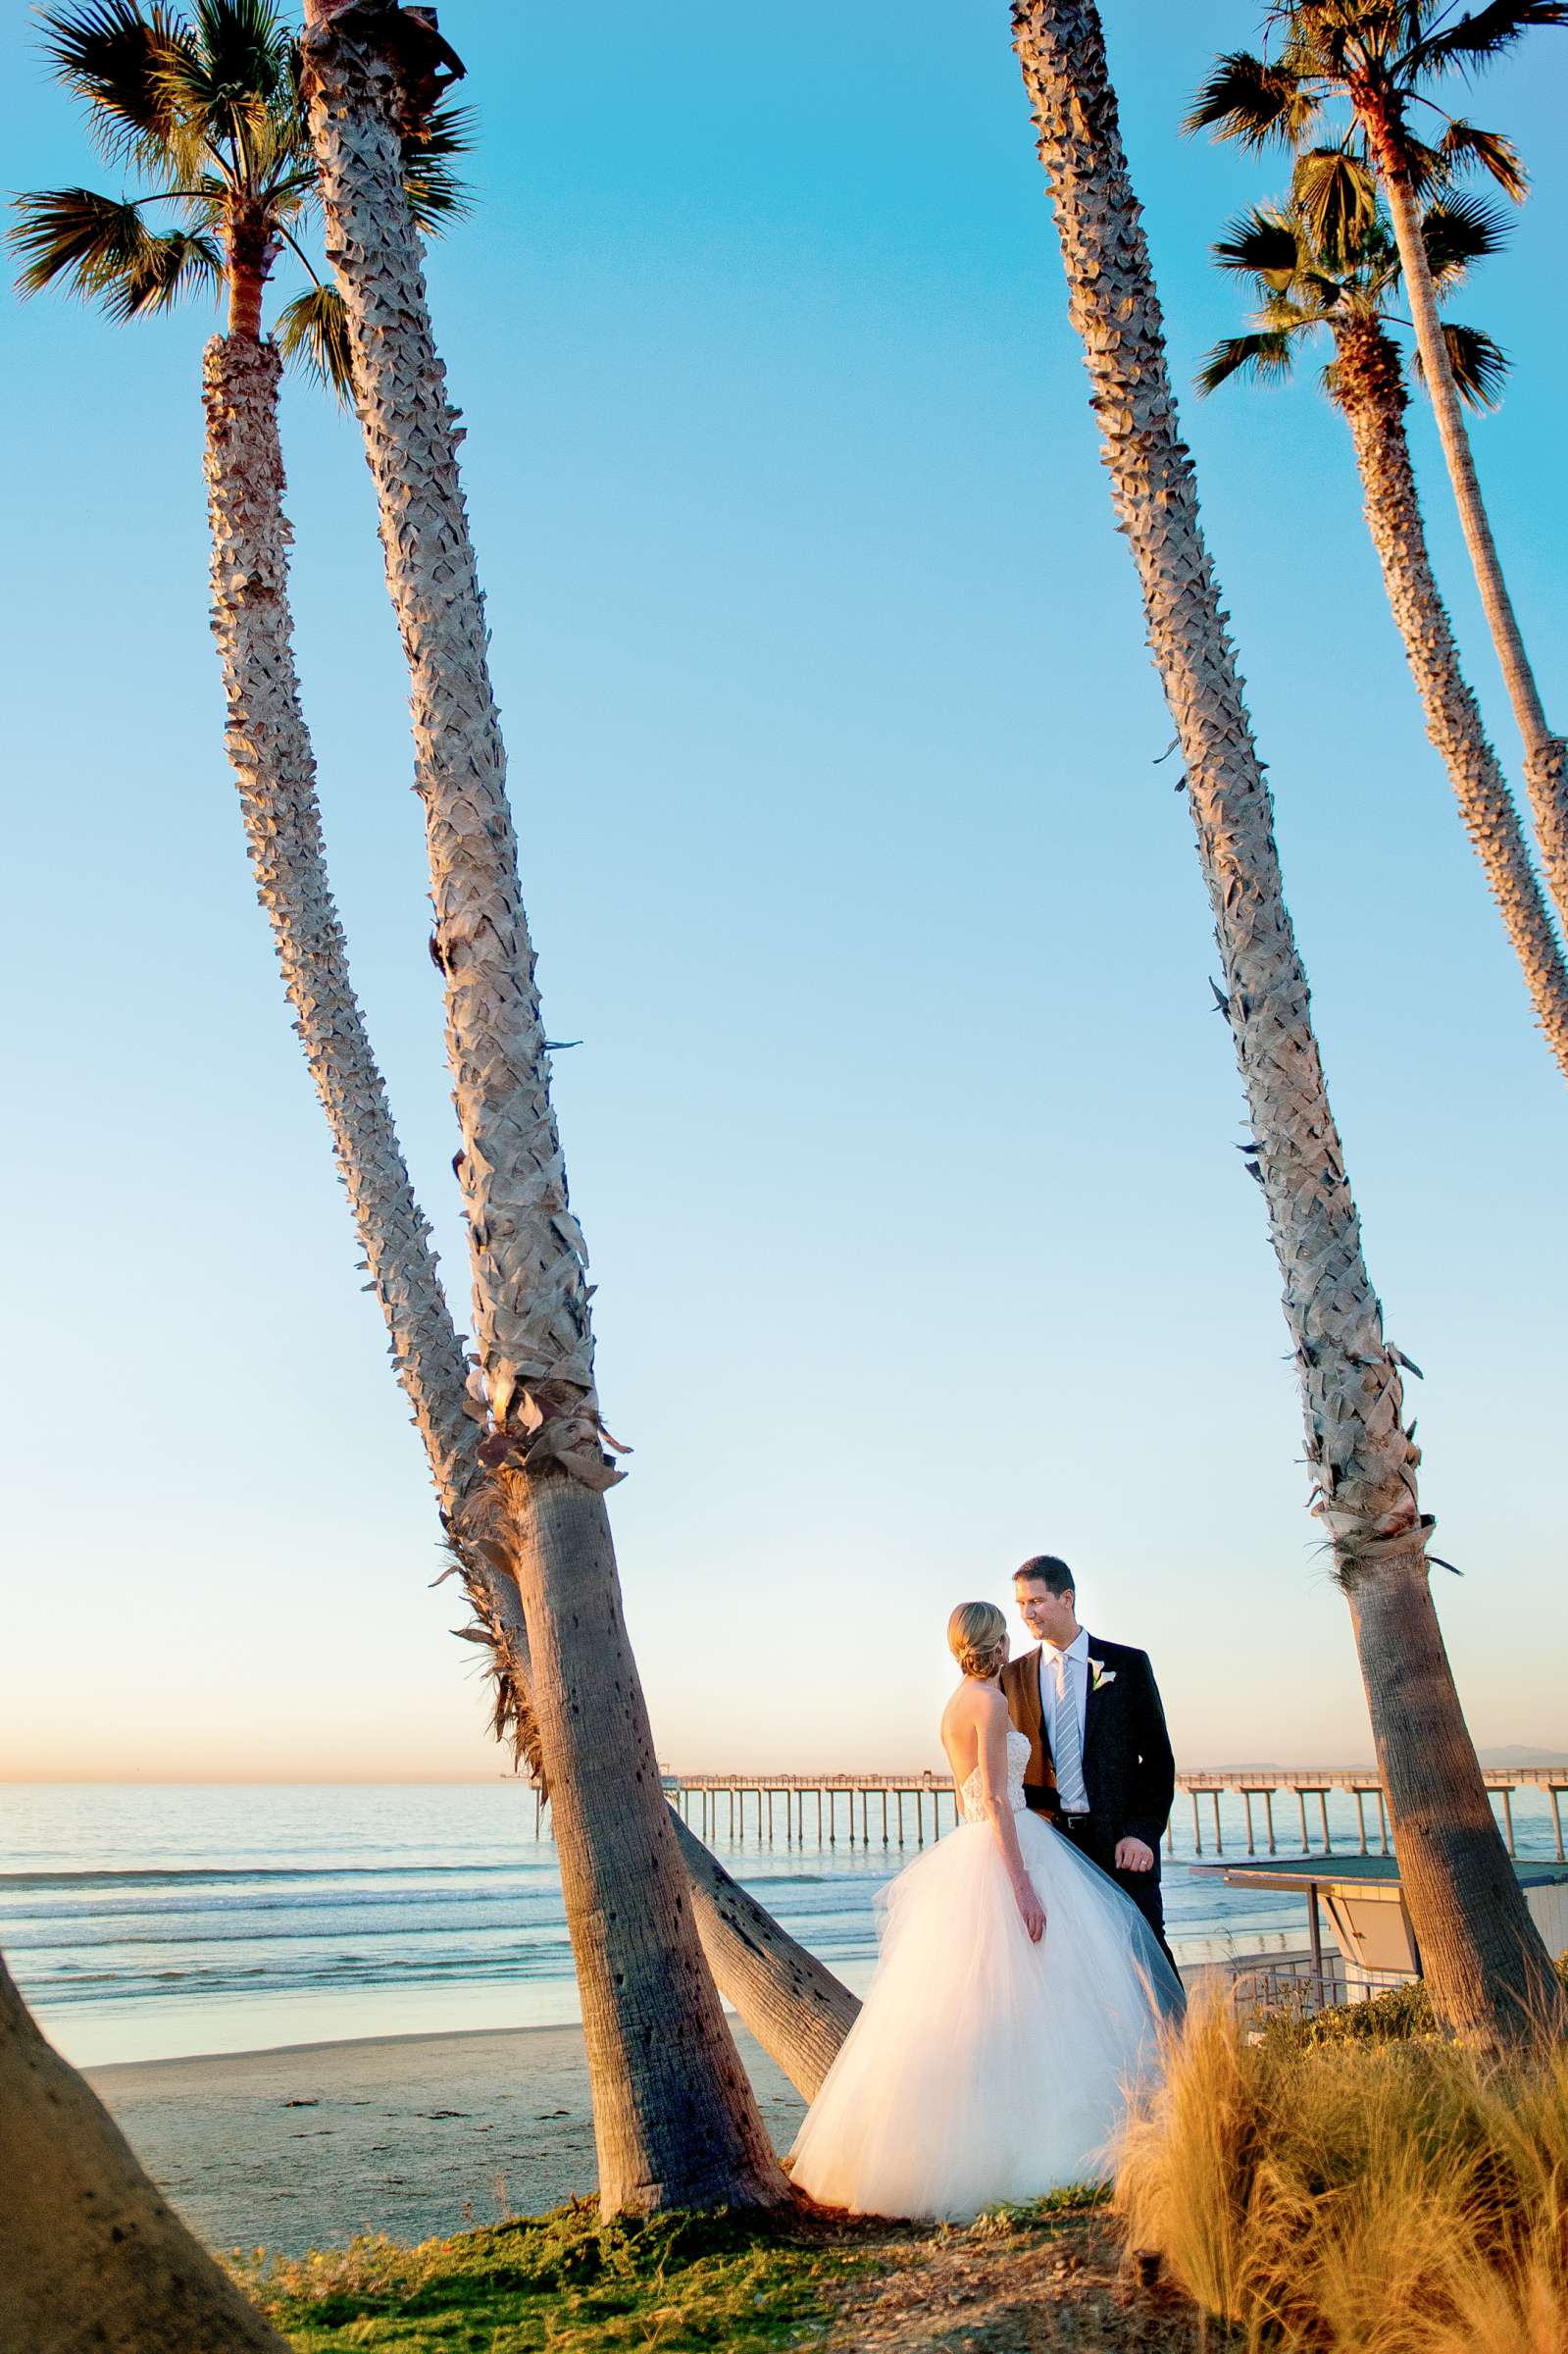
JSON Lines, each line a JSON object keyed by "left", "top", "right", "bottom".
{"left": 999, "top": 1633, "right": 1176, "bottom": 1854}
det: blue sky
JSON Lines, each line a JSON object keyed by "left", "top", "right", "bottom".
{"left": 2, "top": 1, "right": 1564, "bottom": 1780}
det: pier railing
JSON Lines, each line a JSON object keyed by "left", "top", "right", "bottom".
{"left": 527, "top": 1764, "right": 1568, "bottom": 1860}
{"left": 1170, "top": 1765, "right": 1568, "bottom": 1862}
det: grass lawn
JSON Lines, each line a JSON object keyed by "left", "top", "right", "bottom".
{"left": 234, "top": 2183, "right": 1200, "bottom": 2352}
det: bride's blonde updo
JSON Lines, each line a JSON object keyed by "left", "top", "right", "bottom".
{"left": 947, "top": 1601, "right": 1007, "bottom": 1680}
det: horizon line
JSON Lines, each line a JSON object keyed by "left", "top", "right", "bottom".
{"left": 8, "top": 1760, "right": 1566, "bottom": 1787}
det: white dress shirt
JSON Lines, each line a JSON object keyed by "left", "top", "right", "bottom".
{"left": 1038, "top": 1626, "right": 1090, "bottom": 1814}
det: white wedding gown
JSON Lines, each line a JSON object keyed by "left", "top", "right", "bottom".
{"left": 787, "top": 1727, "right": 1182, "bottom": 2219}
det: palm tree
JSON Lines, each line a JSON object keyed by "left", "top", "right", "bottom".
{"left": 1008, "top": 0, "right": 1558, "bottom": 2044}
{"left": 10, "top": 0, "right": 533, "bottom": 1729}
{"left": 13, "top": 0, "right": 852, "bottom": 2120}
{"left": 297, "top": 0, "right": 785, "bottom": 2211}
{"left": 1197, "top": 191, "right": 1568, "bottom": 1082}
{"left": 1186, "top": 0, "right": 1568, "bottom": 955}
{"left": 0, "top": 1951, "right": 288, "bottom": 2350}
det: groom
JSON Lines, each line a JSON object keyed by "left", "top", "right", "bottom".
{"left": 1000, "top": 1554, "right": 1180, "bottom": 1977}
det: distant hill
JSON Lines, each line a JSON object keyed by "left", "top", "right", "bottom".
{"left": 1477, "top": 1744, "right": 1568, "bottom": 1766}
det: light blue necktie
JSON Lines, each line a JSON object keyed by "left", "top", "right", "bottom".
{"left": 1052, "top": 1651, "right": 1084, "bottom": 1805}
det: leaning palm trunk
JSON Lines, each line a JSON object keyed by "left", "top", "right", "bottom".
{"left": 299, "top": 0, "right": 784, "bottom": 2209}
{"left": 204, "top": 328, "right": 852, "bottom": 2098}
{"left": 1330, "top": 317, "right": 1568, "bottom": 1083}
{"left": 0, "top": 1950, "right": 288, "bottom": 2353}
{"left": 1357, "top": 115, "right": 1568, "bottom": 939}
{"left": 475, "top": 1549, "right": 860, "bottom": 2097}
{"left": 1010, "top": 0, "right": 1558, "bottom": 2045}
{"left": 669, "top": 1814, "right": 860, "bottom": 2098}
{"left": 202, "top": 327, "right": 534, "bottom": 1746}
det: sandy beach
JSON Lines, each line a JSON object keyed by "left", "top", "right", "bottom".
{"left": 87, "top": 2021, "right": 807, "bottom": 2257}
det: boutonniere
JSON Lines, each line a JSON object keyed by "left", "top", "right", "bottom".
{"left": 1089, "top": 1660, "right": 1116, "bottom": 1692}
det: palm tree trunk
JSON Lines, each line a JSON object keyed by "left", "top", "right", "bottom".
{"left": 204, "top": 325, "right": 849, "bottom": 2102}
{"left": 299, "top": 0, "right": 785, "bottom": 2208}
{"left": 203, "top": 330, "right": 481, "bottom": 1524}
{"left": 0, "top": 1951, "right": 289, "bottom": 2353}
{"left": 1009, "top": 0, "right": 1558, "bottom": 2045}
{"left": 1331, "top": 318, "right": 1568, "bottom": 1082}
{"left": 1356, "top": 108, "right": 1568, "bottom": 941}
{"left": 477, "top": 1550, "right": 861, "bottom": 2097}
{"left": 201, "top": 325, "right": 533, "bottom": 1738}
{"left": 668, "top": 1811, "right": 862, "bottom": 2098}
{"left": 226, "top": 210, "right": 274, "bottom": 344}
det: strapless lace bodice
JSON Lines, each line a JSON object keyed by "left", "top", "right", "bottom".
{"left": 959, "top": 1727, "right": 1031, "bottom": 1823}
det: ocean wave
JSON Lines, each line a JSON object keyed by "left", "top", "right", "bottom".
{"left": 0, "top": 1862, "right": 544, "bottom": 1888}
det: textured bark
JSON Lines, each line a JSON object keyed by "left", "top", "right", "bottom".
{"left": 204, "top": 333, "right": 852, "bottom": 2095}
{"left": 503, "top": 1467, "right": 790, "bottom": 2202}
{"left": 477, "top": 1541, "right": 860, "bottom": 2098}
{"left": 0, "top": 1952, "right": 289, "bottom": 2352}
{"left": 1332, "top": 318, "right": 1568, "bottom": 1083}
{"left": 301, "top": 1, "right": 610, "bottom": 1493}
{"left": 226, "top": 211, "right": 275, "bottom": 344}
{"left": 1346, "top": 1561, "right": 1559, "bottom": 2039}
{"left": 202, "top": 329, "right": 531, "bottom": 1740}
{"left": 668, "top": 1811, "right": 862, "bottom": 2099}
{"left": 1010, "top": 0, "right": 1558, "bottom": 2044}
{"left": 205, "top": 333, "right": 481, "bottom": 1521}
{"left": 300, "top": 0, "right": 787, "bottom": 2206}
{"left": 1358, "top": 109, "right": 1568, "bottom": 942}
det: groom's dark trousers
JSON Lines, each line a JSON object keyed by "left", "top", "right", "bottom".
{"left": 1000, "top": 1633, "right": 1181, "bottom": 1983}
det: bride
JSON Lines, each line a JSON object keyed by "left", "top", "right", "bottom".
{"left": 787, "top": 1601, "right": 1182, "bottom": 2219}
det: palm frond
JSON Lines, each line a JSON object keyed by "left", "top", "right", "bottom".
{"left": 1292, "top": 145, "right": 1379, "bottom": 256}
{"left": 151, "top": 0, "right": 295, "bottom": 187}
{"left": 37, "top": 0, "right": 196, "bottom": 171}
{"left": 400, "top": 97, "right": 475, "bottom": 230}
{"left": 1290, "top": 270, "right": 1351, "bottom": 319}
{"left": 1258, "top": 289, "right": 1322, "bottom": 331}
{"left": 1184, "top": 49, "right": 1317, "bottom": 148}
{"left": 1196, "top": 330, "right": 1298, "bottom": 396}
{"left": 10, "top": 182, "right": 222, "bottom": 315}
{"left": 1212, "top": 204, "right": 1303, "bottom": 287}
{"left": 1438, "top": 118, "right": 1528, "bottom": 198}
{"left": 1397, "top": 130, "right": 1456, "bottom": 198}
{"left": 1419, "top": 191, "right": 1510, "bottom": 286}
{"left": 189, "top": 0, "right": 289, "bottom": 101}
{"left": 10, "top": 183, "right": 151, "bottom": 298}
{"left": 107, "top": 222, "right": 223, "bottom": 315}
{"left": 276, "top": 281, "right": 354, "bottom": 402}
{"left": 1413, "top": 319, "right": 1510, "bottom": 408}
{"left": 1411, "top": 0, "right": 1568, "bottom": 77}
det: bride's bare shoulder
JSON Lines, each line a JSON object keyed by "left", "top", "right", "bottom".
{"left": 942, "top": 1678, "right": 1006, "bottom": 1730}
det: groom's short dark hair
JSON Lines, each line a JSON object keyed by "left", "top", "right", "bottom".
{"left": 1015, "top": 1554, "right": 1074, "bottom": 1596}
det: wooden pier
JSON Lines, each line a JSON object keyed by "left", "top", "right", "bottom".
{"left": 1173, "top": 1765, "right": 1568, "bottom": 1862}
{"left": 663, "top": 1771, "right": 963, "bottom": 1850}
{"left": 532, "top": 1763, "right": 1568, "bottom": 1858}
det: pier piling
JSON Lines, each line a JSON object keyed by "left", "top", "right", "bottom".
{"left": 644, "top": 1765, "right": 1566, "bottom": 1868}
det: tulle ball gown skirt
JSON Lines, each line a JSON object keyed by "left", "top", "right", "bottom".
{"left": 787, "top": 1811, "right": 1182, "bottom": 2221}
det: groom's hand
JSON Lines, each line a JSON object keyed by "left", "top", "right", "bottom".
{"left": 1114, "top": 1836, "right": 1155, "bottom": 1872}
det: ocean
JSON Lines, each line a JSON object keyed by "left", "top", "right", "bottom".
{"left": 3, "top": 1780, "right": 1561, "bottom": 2068}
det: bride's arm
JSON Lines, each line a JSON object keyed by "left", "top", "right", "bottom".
{"left": 977, "top": 1695, "right": 1046, "bottom": 1943}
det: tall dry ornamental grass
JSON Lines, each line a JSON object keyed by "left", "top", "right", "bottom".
{"left": 1117, "top": 1983, "right": 1568, "bottom": 2351}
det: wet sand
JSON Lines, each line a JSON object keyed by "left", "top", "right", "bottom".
{"left": 88, "top": 2021, "right": 807, "bottom": 2257}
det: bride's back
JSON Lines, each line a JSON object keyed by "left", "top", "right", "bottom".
{"left": 939, "top": 1675, "right": 1002, "bottom": 1790}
